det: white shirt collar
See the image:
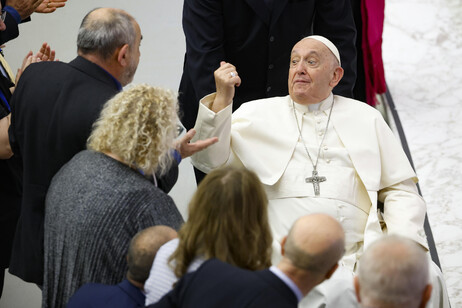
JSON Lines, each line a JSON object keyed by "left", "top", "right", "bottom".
{"left": 291, "top": 92, "right": 334, "bottom": 114}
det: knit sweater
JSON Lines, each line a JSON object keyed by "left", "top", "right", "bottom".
{"left": 43, "top": 150, "right": 183, "bottom": 308}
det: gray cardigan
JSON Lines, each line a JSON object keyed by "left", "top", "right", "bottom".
{"left": 43, "top": 150, "right": 183, "bottom": 308}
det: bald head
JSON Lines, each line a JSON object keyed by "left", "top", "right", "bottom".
{"left": 127, "top": 226, "right": 177, "bottom": 284}
{"left": 77, "top": 8, "right": 138, "bottom": 60}
{"left": 356, "top": 235, "right": 430, "bottom": 308}
{"left": 284, "top": 214, "right": 345, "bottom": 273}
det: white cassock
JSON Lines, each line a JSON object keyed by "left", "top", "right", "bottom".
{"left": 191, "top": 92, "right": 449, "bottom": 308}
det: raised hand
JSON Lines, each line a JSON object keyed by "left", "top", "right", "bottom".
{"left": 211, "top": 61, "right": 241, "bottom": 113}
{"left": 175, "top": 128, "right": 218, "bottom": 159}
{"left": 5, "top": 0, "right": 44, "bottom": 19}
{"left": 35, "top": 0, "right": 67, "bottom": 14}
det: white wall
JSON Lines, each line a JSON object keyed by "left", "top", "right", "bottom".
{"left": 5, "top": 1, "right": 186, "bottom": 90}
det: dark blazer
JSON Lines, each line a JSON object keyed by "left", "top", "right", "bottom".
{"left": 7, "top": 56, "right": 124, "bottom": 284}
{"left": 67, "top": 279, "right": 145, "bottom": 308}
{"left": 178, "top": 0, "right": 357, "bottom": 129}
{"left": 150, "top": 259, "right": 298, "bottom": 308}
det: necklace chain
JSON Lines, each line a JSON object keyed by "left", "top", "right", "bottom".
{"left": 292, "top": 98, "right": 335, "bottom": 171}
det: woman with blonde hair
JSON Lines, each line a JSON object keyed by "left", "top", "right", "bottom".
{"left": 144, "top": 166, "right": 273, "bottom": 305}
{"left": 43, "top": 84, "right": 185, "bottom": 308}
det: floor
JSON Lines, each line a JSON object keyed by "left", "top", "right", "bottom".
{"left": 1, "top": 0, "right": 461, "bottom": 307}
{"left": 382, "top": 0, "right": 462, "bottom": 306}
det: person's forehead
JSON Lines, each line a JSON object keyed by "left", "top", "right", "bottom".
{"left": 292, "top": 39, "right": 328, "bottom": 55}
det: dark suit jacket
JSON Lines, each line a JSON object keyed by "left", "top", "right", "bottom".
{"left": 0, "top": 54, "right": 20, "bottom": 274}
{"left": 150, "top": 259, "right": 298, "bottom": 308}
{"left": 66, "top": 279, "right": 145, "bottom": 308}
{"left": 8, "top": 56, "right": 123, "bottom": 284}
{"left": 178, "top": 0, "right": 357, "bottom": 129}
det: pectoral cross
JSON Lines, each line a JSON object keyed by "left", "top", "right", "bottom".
{"left": 305, "top": 169, "right": 326, "bottom": 196}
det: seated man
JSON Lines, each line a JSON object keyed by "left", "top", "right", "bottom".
{"left": 190, "top": 35, "right": 449, "bottom": 307}
{"left": 355, "top": 235, "right": 433, "bottom": 308}
{"left": 150, "top": 213, "right": 345, "bottom": 308}
{"left": 67, "top": 225, "right": 177, "bottom": 308}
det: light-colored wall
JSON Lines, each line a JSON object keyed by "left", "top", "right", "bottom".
{"left": 5, "top": 1, "right": 186, "bottom": 90}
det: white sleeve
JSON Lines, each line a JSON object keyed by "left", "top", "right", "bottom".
{"left": 379, "top": 178, "right": 429, "bottom": 250}
{"left": 144, "top": 239, "right": 180, "bottom": 306}
{"left": 191, "top": 93, "right": 233, "bottom": 173}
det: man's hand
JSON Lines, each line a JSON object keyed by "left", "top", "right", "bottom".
{"left": 14, "top": 42, "right": 56, "bottom": 86}
{"left": 35, "top": 42, "right": 56, "bottom": 61}
{"left": 5, "top": 0, "right": 44, "bottom": 20}
{"left": 35, "top": 0, "right": 67, "bottom": 14}
{"left": 211, "top": 61, "right": 241, "bottom": 113}
{"left": 175, "top": 128, "right": 218, "bottom": 159}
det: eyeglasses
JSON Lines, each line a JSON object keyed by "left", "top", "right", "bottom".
{"left": 1, "top": 11, "right": 6, "bottom": 23}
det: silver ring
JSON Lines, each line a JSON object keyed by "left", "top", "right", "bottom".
{"left": 230, "top": 72, "right": 236, "bottom": 77}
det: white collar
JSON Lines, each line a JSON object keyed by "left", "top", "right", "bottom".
{"left": 291, "top": 93, "right": 334, "bottom": 114}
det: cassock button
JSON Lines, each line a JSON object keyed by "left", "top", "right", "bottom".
{"left": 326, "top": 159, "right": 331, "bottom": 164}
{"left": 269, "top": 36, "right": 275, "bottom": 42}
{"left": 318, "top": 131, "right": 323, "bottom": 136}
{"left": 266, "top": 86, "right": 272, "bottom": 92}
{"left": 268, "top": 64, "right": 274, "bottom": 69}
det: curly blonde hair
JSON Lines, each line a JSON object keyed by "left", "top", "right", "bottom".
{"left": 169, "top": 166, "right": 273, "bottom": 278}
{"left": 87, "top": 84, "right": 178, "bottom": 175}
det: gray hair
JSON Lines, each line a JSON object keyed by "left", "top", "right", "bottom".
{"left": 358, "top": 235, "right": 429, "bottom": 308}
{"left": 77, "top": 8, "right": 136, "bottom": 60}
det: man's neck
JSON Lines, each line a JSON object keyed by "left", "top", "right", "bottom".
{"left": 126, "top": 276, "right": 144, "bottom": 291}
{"left": 276, "top": 261, "right": 320, "bottom": 297}
{"left": 79, "top": 52, "right": 121, "bottom": 84}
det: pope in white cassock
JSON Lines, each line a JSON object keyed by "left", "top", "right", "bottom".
{"left": 190, "top": 36, "right": 449, "bottom": 308}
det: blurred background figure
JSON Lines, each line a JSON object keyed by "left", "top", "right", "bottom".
{"left": 355, "top": 234, "right": 433, "bottom": 308}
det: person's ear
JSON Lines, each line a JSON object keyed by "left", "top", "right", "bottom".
{"left": 329, "top": 66, "right": 344, "bottom": 88}
{"left": 354, "top": 276, "right": 361, "bottom": 303}
{"left": 280, "top": 236, "right": 288, "bottom": 256}
{"left": 325, "top": 263, "right": 338, "bottom": 279}
{"left": 117, "top": 44, "right": 130, "bottom": 67}
{"left": 419, "top": 284, "right": 433, "bottom": 308}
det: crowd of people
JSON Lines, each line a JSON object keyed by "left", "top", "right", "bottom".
{"left": 0, "top": 1, "right": 451, "bottom": 308}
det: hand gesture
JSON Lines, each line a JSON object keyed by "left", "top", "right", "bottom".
{"left": 211, "top": 61, "right": 241, "bottom": 113}
{"left": 5, "top": 0, "right": 44, "bottom": 19}
{"left": 175, "top": 128, "right": 218, "bottom": 159}
{"left": 35, "top": 0, "right": 67, "bottom": 14}
{"left": 15, "top": 42, "right": 56, "bottom": 86}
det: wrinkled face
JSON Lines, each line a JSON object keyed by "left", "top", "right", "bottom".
{"left": 121, "top": 22, "right": 142, "bottom": 86}
{"left": 288, "top": 38, "right": 339, "bottom": 105}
